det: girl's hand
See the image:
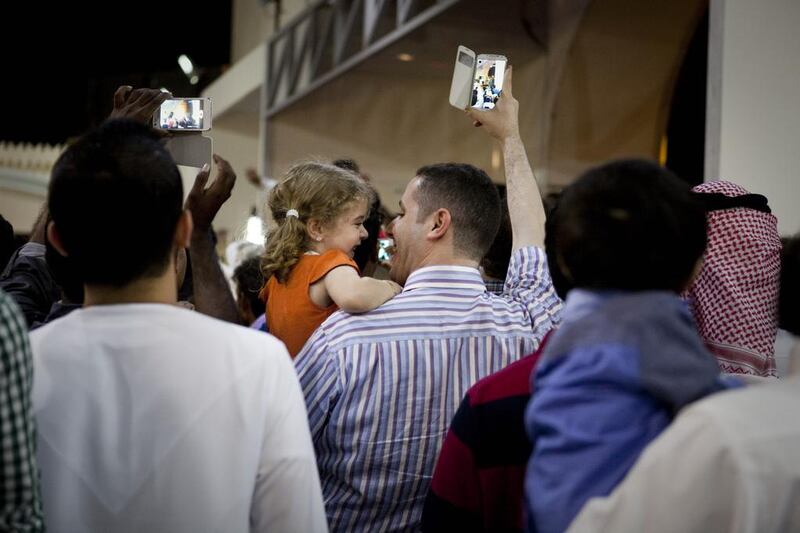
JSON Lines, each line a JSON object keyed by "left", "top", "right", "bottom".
{"left": 384, "top": 280, "right": 403, "bottom": 297}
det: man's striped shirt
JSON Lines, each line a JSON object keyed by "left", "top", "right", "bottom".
{"left": 295, "top": 246, "right": 561, "bottom": 532}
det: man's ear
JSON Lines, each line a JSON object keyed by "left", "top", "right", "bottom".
{"left": 46, "top": 221, "right": 69, "bottom": 257}
{"left": 175, "top": 210, "right": 193, "bottom": 248}
{"left": 426, "top": 208, "right": 452, "bottom": 242}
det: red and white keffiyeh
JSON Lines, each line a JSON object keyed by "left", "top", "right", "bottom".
{"left": 685, "top": 181, "right": 781, "bottom": 377}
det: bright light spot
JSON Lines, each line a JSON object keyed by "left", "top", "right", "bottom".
{"left": 189, "top": 75, "right": 199, "bottom": 85}
{"left": 178, "top": 54, "right": 194, "bottom": 75}
{"left": 245, "top": 215, "right": 265, "bottom": 245}
{"left": 396, "top": 53, "right": 414, "bottom": 62}
{"left": 491, "top": 146, "right": 501, "bottom": 170}
{"left": 159, "top": 87, "right": 170, "bottom": 93}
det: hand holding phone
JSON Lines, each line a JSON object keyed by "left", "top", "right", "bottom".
{"left": 465, "top": 67, "right": 519, "bottom": 142}
{"left": 153, "top": 98, "right": 212, "bottom": 131}
{"left": 110, "top": 86, "right": 171, "bottom": 125}
{"left": 449, "top": 46, "right": 507, "bottom": 110}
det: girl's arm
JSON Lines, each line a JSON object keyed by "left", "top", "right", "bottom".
{"left": 321, "top": 266, "right": 402, "bottom": 313}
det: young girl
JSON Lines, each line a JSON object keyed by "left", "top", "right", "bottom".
{"left": 260, "top": 162, "right": 402, "bottom": 357}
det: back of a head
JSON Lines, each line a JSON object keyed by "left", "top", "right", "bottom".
{"left": 685, "top": 180, "right": 781, "bottom": 366}
{"left": 553, "top": 159, "right": 706, "bottom": 292}
{"left": 48, "top": 119, "right": 183, "bottom": 287}
{"left": 415, "top": 163, "right": 501, "bottom": 262}
{"left": 263, "top": 161, "right": 372, "bottom": 283}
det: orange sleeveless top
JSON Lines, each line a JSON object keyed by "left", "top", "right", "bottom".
{"left": 262, "top": 250, "right": 359, "bottom": 358}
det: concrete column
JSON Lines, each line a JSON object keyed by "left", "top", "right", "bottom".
{"left": 706, "top": 0, "right": 800, "bottom": 235}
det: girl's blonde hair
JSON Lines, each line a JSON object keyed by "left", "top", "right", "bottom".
{"left": 262, "top": 161, "right": 372, "bottom": 283}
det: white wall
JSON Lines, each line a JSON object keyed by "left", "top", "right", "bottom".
{"left": 707, "top": 0, "right": 800, "bottom": 235}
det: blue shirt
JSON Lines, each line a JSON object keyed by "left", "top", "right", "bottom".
{"left": 525, "top": 289, "right": 741, "bottom": 533}
{"left": 296, "top": 246, "right": 562, "bottom": 532}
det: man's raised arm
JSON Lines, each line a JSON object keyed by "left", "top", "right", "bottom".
{"left": 467, "top": 67, "right": 546, "bottom": 250}
{"left": 184, "top": 155, "right": 243, "bottom": 324}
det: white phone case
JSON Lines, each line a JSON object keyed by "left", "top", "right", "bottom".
{"left": 449, "top": 45, "right": 476, "bottom": 110}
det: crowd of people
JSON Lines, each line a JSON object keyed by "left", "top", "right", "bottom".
{"left": 1, "top": 70, "right": 798, "bottom": 532}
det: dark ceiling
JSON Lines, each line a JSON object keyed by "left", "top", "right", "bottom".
{"left": 0, "top": 1, "right": 232, "bottom": 145}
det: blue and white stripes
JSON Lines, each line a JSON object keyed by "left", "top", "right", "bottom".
{"left": 295, "top": 246, "right": 562, "bottom": 531}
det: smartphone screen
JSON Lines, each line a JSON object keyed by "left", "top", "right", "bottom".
{"left": 470, "top": 58, "right": 506, "bottom": 110}
{"left": 157, "top": 98, "right": 208, "bottom": 130}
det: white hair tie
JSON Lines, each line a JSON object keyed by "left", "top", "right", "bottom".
{"left": 286, "top": 209, "right": 299, "bottom": 219}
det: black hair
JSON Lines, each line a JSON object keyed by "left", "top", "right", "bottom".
{"left": 353, "top": 190, "right": 382, "bottom": 272}
{"left": 45, "top": 231, "right": 84, "bottom": 304}
{"left": 233, "top": 255, "right": 266, "bottom": 318}
{"left": 481, "top": 184, "right": 512, "bottom": 280}
{"left": 543, "top": 192, "right": 574, "bottom": 299}
{"left": 552, "top": 159, "right": 706, "bottom": 293}
{"left": 48, "top": 119, "right": 183, "bottom": 287}
{"left": 415, "top": 163, "right": 501, "bottom": 261}
{"left": 779, "top": 235, "right": 800, "bottom": 336}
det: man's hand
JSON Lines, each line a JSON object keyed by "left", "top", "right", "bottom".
{"left": 465, "top": 67, "right": 520, "bottom": 143}
{"left": 109, "top": 86, "right": 171, "bottom": 125}
{"left": 185, "top": 154, "right": 236, "bottom": 232}
{"left": 184, "top": 154, "right": 241, "bottom": 324}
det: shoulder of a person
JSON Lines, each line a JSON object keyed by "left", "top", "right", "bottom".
{"left": 29, "top": 306, "right": 81, "bottom": 346}
{"left": 318, "top": 249, "right": 354, "bottom": 265}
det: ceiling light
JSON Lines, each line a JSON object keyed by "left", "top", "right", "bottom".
{"left": 178, "top": 54, "right": 194, "bottom": 75}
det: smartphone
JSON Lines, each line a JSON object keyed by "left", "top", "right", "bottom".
{"left": 449, "top": 46, "right": 507, "bottom": 110}
{"left": 470, "top": 55, "right": 506, "bottom": 110}
{"left": 154, "top": 97, "right": 212, "bottom": 131}
{"left": 378, "top": 238, "right": 394, "bottom": 263}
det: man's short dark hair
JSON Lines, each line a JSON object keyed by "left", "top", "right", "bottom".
{"left": 48, "top": 119, "right": 183, "bottom": 287}
{"left": 415, "top": 163, "right": 501, "bottom": 261}
{"left": 552, "top": 159, "right": 706, "bottom": 293}
{"left": 780, "top": 235, "right": 800, "bottom": 336}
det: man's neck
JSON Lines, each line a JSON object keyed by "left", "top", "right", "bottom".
{"left": 414, "top": 248, "right": 479, "bottom": 271}
{"left": 84, "top": 273, "right": 178, "bottom": 307}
